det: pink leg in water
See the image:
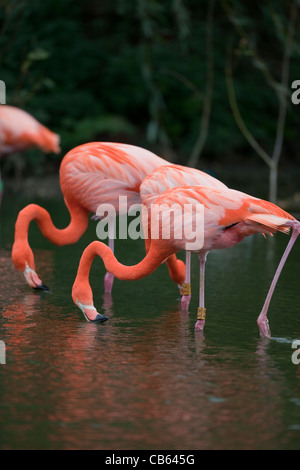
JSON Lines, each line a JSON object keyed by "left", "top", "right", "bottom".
{"left": 257, "top": 220, "right": 300, "bottom": 338}
{"left": 181, "top": 251, "right": 191, "bottom": 310}
{"left": 104, "top": 220, "right": 115, "bottom": 293}
{"left": 195, "top": 251, "right": 208, "bottom": 331}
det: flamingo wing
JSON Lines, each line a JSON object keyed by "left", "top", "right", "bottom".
{"left": 218, "top": 188, "right": 295, "bottom": 233}
{"left": 140, "top": 164, "right": 228, "bottom": 207}
{"left": 145, "top": 186, "right": 235, "bottom": 252}
{"left": 60, "top": 142, "right": 169, "bottom": 214}
{"left": 150, "top": 186, "right": 295, "bottom": 252}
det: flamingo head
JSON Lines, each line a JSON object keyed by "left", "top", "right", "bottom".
{"left": 11, "top": 240, "right": 48, "bottom": 290}
{"left": 23, "top": 263, "right": 48, "bottom": 290}
{"left": 72, "top": 278, "right": 108, "bottom": 323}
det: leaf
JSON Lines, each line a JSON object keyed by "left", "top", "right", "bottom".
{"left": 27, "top": 48, "right": 50, "bottom": 61}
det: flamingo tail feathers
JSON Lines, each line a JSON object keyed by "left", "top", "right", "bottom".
{"left": 246, "top": 214, "right": 292, "bottom": 234}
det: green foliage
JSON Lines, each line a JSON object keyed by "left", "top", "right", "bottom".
{"left": 60, "top": 114, "right": 137, "bottom": 150}
{"left": 0, "top": 0, "right": 300, "bottom": 185}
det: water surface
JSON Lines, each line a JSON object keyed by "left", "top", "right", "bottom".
{"left": 0, "top": 197, "right": 300, "bottom": 450}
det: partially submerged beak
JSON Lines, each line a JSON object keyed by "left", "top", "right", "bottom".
{"left": 75, "top": 300, "right": 108, "bottom": 323}
{"left": 23, "top": 263, "right": 49, "bottom": 291}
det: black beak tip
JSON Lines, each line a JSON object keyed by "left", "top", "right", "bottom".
{"left": 93, "top": 314, "right": 108, "bottom": 323}
{"left": 33, "top": 282, "right": 49, "bottom": 292}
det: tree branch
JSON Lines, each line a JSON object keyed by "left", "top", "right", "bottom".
{"left": 225, "top": 44, "right": 273, "bottom": 168}
{"left": 272, "top": 0, "right": 297, "bottom": 166}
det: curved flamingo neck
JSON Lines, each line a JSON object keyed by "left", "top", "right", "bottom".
{"left": 14, "top": 198, "right": 89, "bottom": 247}
{"left": 144, "top": 237, "right": 185, "bottom": 285}
{"left": 75, "top": 240, "right": 173, "bottom": 284}
{"left": 165, "top": 254, "right": 185, "bottom": 285}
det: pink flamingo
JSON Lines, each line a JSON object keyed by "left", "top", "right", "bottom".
{"left": 11, "top": 142, "right": 185, "bottom": 309}
{"left": 72, "top": 185, "right": 299, "bottom": 337}
{"left": 140, "top": 164, "right": 228, "bottom": 310}
{"left": 0, "top": 105, "right": 60, "bottom": 204}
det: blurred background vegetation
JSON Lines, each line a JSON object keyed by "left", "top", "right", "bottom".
{"left": 1, "top": 0, "right": 300, "bottom": 206}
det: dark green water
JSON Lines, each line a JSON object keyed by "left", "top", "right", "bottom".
{"left": 0, "top": 196, "right": 300, "bottom": 450}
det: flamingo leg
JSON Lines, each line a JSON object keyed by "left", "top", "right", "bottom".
{"left": 104, "top": 218, "right": 115, "bottom": 293}
{"left": 181, "top": 251, "right": 191, "bottom": 310}
{"left": 195, "top": 251, "right": 208, "bottom": 331}
{"left": 257, "top": 221, "right": 300, "bottom": 338}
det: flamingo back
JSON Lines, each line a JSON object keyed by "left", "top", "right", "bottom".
{"left": 140, "top": 164, "right": 228, "bottom": 207}
{"left": 60, "top": 142, "right": 170, "bottom": 214}
{"left": 0, "top": 105, "right": 60, "bottom": 156}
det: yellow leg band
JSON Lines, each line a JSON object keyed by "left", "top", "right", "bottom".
{"left": 197, "top": 307, "right": 206, "bottom": 321}
{"left": 181, "top": 283, "right": 191, "bottom": 296}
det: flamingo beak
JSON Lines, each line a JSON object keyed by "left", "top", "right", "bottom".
{"left": 23, "top": 263, "right": 49, "bottom": 290}
{"left": 75, "top": 300, "right": 108, "bottom": 323}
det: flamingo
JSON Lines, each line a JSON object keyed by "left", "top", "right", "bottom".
{"left": 71, "top": 185, "right": 300, "bottom": 337}
{"left": 0, "top": 105, "right": 60, "bottom": 204}
{"left": 139, "top": 164, "right": 228, "bottom": 310}
{"left": 11, "top": 142, "right": 186, "bottom": 312}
